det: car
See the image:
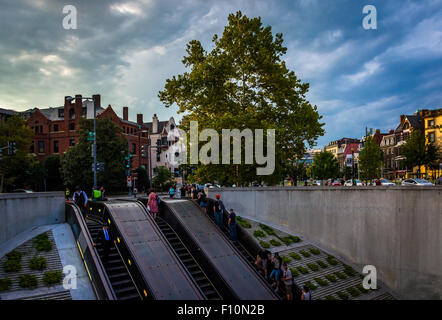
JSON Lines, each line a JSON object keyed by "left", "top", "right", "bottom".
{"left": 401, "top": 178, "right": 434, "bottom": 186}
{"left": 331, "top": 181, "right": 342, "bottom": 186}
{"left": 312, "top": 180, "right": 321, "bottom": 186}
{"left": 12, "top": 189, "right": 33, "bottom": 193}
{"left": 344, "top": 179, "right": 363, "bottom": 186}
{"left": 379, "top": 179, "right": 395, "bottom": 186}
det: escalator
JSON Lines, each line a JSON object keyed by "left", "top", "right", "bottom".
{"left": 155, "top": 217, "right": 222, "bottom": 300}
{"left": 85, "top": 218, "right": 141, "bottom": 300}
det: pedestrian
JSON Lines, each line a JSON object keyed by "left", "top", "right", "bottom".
{"left": 99, "top": 186, "right": 106, "bottom": 200}
{"left": 301, "top": 285, "right": 312, "bottom": 300}
{"left": 169, "top": 186, "right": 175, "bottom": 198}
{"left": 133, "top": 186, "right": 137, "bottom": 198}
{"left": 94, "top": 224, "right": 115, "bottom": 262}
{"left": 437, "top": 175, "right": 442, "bottom": 185}
{"left": 254, "top": 248, "right": 266, "bottom": 276}
{"left": 198, "top": 191, "right": 208, "bottom": 214}
{"left": 92, "top": 187, "right": 101, "bottom": 202}
{"left": 65, "top": 187, "right": 70, "bottom": 201}
{"left": 228, "top": 209, "right": 237, "bottom": 241}
{"left": 213, "top": 194, "right": 225, "bottom": 228}
{"left": 148, "top": 189, "right": 159, "bottom": 219}
{"left": 73, "top": 186, "right": 88, "bottom": 218}
{"left": 269, "top": 252, "right": 282, "bottom": 285}
{"left": 281, "top": 262, "right": 293, "bottom": 300}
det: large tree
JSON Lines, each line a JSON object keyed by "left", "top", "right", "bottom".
{"left": 60, "top": 117, "right": 127, "bottom": 192}
{"left": 399, "top": 129, "right": 438, "bottom": 177}
{"left": 152, "top": 166, "right": 175, "bottom": 191}
{"left": 358, "top": 135, "right": 383, "bottom": 181}
{"left": 309, "top": 151, "right": 339, "bottom": 182}
{"left": 159, "top": 11, "right": 324, "bottom": 186}
{"left": 0, "top": 115, "right": 35, "bottom": 192}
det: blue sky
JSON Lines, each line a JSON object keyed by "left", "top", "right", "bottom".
{"left": 0, "top": 0, "right": 441, "bottom": 148}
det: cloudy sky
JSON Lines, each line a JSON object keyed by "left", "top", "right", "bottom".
{"left": 0, "top": 0, "right": 441, "bottom": 147}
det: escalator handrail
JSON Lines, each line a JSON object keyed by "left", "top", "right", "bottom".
{"left": 189, "top": 199, "right": 279, "bottom": 299}
{"left": 118, "top": 199, "right": 206, "bottom": 300}
{"left": 66, "top": 202, "right": 117, "bottom": 300}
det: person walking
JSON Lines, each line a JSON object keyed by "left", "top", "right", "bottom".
{"left": 281, "top": 263, "right": 293, "bottom": 300}
{"left": 198, "top": 191, "right": 208, "bottom": 214}
{"left": 94, "top": 224, "right": 115, "bottom": 262}
{"left": 148, "top": 189, "right": 159, "bottom": 219}
{"left": 65, "top": 187, "right": 70, "bottom": 201}
{"left": 228, "top": 209, "right": 237, "bottom": 242}
{"left": 213, "top": 194, "right": 225, "bottom": 229}
{"left": 301, "top": 285, "right": 312, "bottom": 300}
{"left": 269, "top": 252, "right": 282, "bottom": 285}
{"left": 73, "top": 186, "right": 88, "bottom": 218}
{"left": 169, "top": 186, "right": 175, "bottom": 198}
{"left": 99, "top": 186, "right": 106, "bottom": 200}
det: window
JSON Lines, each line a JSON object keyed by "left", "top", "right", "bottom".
{"left": 69, "top": 139, "right": 76, "bottom": 146}
{"left": 69, "top": 108, "right": 75, "bottom": 119}
{"left": 53, "top": 124, "right": 59, "bottom": 132}
{"left": 130, "top": 128, "right": 133, "bottom": 135}
{"left": 428, "top": 119, "right": 435, "bottom": 127}
{"left": 54, "top": 141, "right": 59, "bottom": 153}
{"left": 38, "top": 141, "right": 45, "bottom": 153}
{"left": 58, "top": 109, "right": 64, "bottom": 118}
{"left": 161, "top": 136, "right": 167, "bottom": 146}
{"left": 428, "top": 132, "right": 435, "bottom": 143}
{"left": 69, "top": 122, "right": 75, "bottom": 130}
{"left": 82, "top": 107, "right": 87, "bottom": 118}
{"left": 132, "top": 143, "right": 136, "bottom": 154}
{"left": 170, "top": 124, "right": 175, "bottom": 130}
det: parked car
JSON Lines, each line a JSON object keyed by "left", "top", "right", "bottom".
{"left": 12, "top": 189, "right": 33, "bottom": 193}
{"left": 312, "top": 180, "right": 321, "bottom": 186}
{"left": 331, "top": 181, "right": 342, "bottom": 186}
{"left": 379, "top": 179, "right": 395, "bottom": 186}
{"left": 401, "top": 178, "right": 434, "bottom": 186}
{"left": 344, "top": 179, "right": 363, "bottom": 186}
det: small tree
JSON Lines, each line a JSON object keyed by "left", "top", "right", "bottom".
{"left": 309, "top": 151, "right": 339, "bottom": 183}
{"left": 358, "top": 135, "right": 383, "bottom": 182}
{"left": 152, "top": 166, "right": 175, "bottom": 191}
{"left": 399, "top": 129, "right": 438, "bottom": 178}
{"left": 134, "top": 167, "right": 149, "bottom": 193}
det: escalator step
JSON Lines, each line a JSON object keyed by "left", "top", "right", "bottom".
{"left": 111, "top": 279, "right": 133, "bottom": 287}
{"left": 108, "top": 272, "right": 130, "bottom": 280}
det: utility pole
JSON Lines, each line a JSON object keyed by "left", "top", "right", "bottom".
{"left": 93, "top": 96, "right": 97, "bottom": 190}
{"left": 127, "top": 133, "right": 132, "bottom": 196}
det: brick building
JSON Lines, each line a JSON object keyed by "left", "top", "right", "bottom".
{"left": 26, "top": 94, "right": 149, "bottom": 170}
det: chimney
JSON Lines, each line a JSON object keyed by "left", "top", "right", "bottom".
{"left": 75, "top": 94, "right": 82, "bottom": 107}
{"left": 400, "top": 115, "right": 405, "bottom": 124}
{"left": 64, "top": 96, "right": 73, "bottom": 107}
{"left": 152, "top": 114, "right": 158, "bottom": 133}
{"left": 137, "top": 114, "right": 143, "bottom": 125}
{"left": 389, "top": 129, "right": 394, "bottom": 134}
{"left": 92, "top": 94, "right": 101, "bottom": 107}
{"left": 123, "top": 106, "right": 128, "bottom": 121}
{"left": 375, "top": 129, "right": 380, "bottom": 134}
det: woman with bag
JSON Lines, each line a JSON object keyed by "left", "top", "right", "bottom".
{"left": 148, "top": 189, "right": 159, "bottom": 219}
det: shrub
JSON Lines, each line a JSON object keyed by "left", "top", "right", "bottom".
{"left": 325, "top": 274, "right": 337, "bottom": 283}
{"left": 290, "top": 268, "right": 299, "bottom": 278}
{"left": 43, "top": 270, "right": 63, "bottom": 286}
{"left": 326, "top": 256, "right": 339, "bottom": 266}
{"left": 299, "top": 250, "right": 311, "bottom": 257}
{"left": 0, "top": 278, "right": 12, "bottom": 292}
{"left": 337, "top": 291, "right": 349, "bottom": 300}
{"left": 325, "top": 295, "right": 337, "bottom": 300}
{"left": 335, "top": 272, "right": 347, "bottom": 280}
{"left": 296, "top": 266, "right": 309, "bottom": 275}
{"left": 343, "top": 265, "right": 357, "bottom": 277}
{"left": 253, "top": 230, "right": 266, "bottom": 238}
{"left": 356, "top": 284, "right": 369, "bottom": 294}
{"left": 289, "top": 252, "right": 302, "bottom": 260}
{"left": 289, "top": 236, "right": 301, "bottom": 243}
{"left": 346, "top": 287, "right": 360, "bottom": 297}
{"left": 259, "top": 224, "right": 276, "bottom": 236}
{"left": 259, "top": 241, "right": 270, "bottom": 249}
{"left": 314, "top": 277, "right": 329, "bottom": 286}
{"left": 34, "top": 238, "right": 53, "bottom": 252}
{"left": 307, "top": 263, "right": 319, "bottom": 272}
{"left": 238, "top": 220, "right": 252, "bottom": 228}
{"left": 304, "top": 281, "right": 317, "bottom": 290}
{"left": 317, "top": 260, "right": 328, "bottom": 268}
{"left": 6, "top": 250, "right": 22, "bottom": 261}
{"left": 269, "top": 239, "right": 281, "bottom": 247}
{"left": 281, "top": 256, "right": 291, "bottom": 263}
{"left": 29, "top": 256, "right": 47, "bottom": 271}
{"left": 309, "top": 248, "right": 321, "bottom": 255}
{"left": 3, "top": 259, "right": 22, "bottom": 272}
{"left": 19, "top": 274, "right": 38, "bottom": 288}
{"left": 280, "top": 237, "right": 293, "bottom": 246}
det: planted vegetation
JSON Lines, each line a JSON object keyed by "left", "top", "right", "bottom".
{"left": 289, "top": 252, "right": 302, "bottom": 260}
{"left": 259, "top": 241, "right": 270, "bottom": 249}
{"left": 253, "top": 230, "right": 266, "bottom": 238}
{"left": 337, "top": 291, "right": 349, "bottom": 300}
{"left": 317, "top": 260, "right": 328, "bottom": 269}
{"left": 335, "top": 272, "right": 347, "bottom": 280}
{"left": 325, "top": 295, "right": 337, "bottom": 300}
{"left": 325, "top": 274, "right": 338, "bottom": 283}
{"left": 304, "top": 281, "right": 317, "bottom": 290}
{"left": 299, "top": 250, "right": 311, "bottom": 257}
{"left": 29, "top": 256, "right": 47, "bottom": 271}
{"left": 43, "top": 270, "right": 63, "bottom": 286}
{"left": 3, "top": 250, "right": 22, "bottom": 272}
{"left": 19, "top": 274, "right": 38, "bottom": 288}
{"left": 343, "top": 265, "right": 357, "bottom": 277}
{"left": 0, "top": 278, "right": 12, "bottom": 292}
{"left": 34, "top": 233, "right": 53, "bottom": 252}
{"left": 306, "top": 262, "right": 320, "bottom": 272}
{"left": 326, "top": 255, "right": 339, "bottom": 266}
{"left": 356, "top": 284, "right": 369, "bottom": 294}
{"left": 289, "top": 236, "right": 301, "bottom": 243}
{"left": 296, "top": 266, "right": 309, "bottom": 275}
{"left": 290, "top": 268, "right": 299, "bottom": 278}
{"left": 259, "top": 224, "right": 276, "bottom": 236}
{"left": 237, "top": 217, "right": 251, "bottom": 229}
{"left": 269, "top": 239, "right": 281, "bottom": 247}
{"left": 309, "top": 248, "right": 321, "bottom": 255}
{"left": 281, "top": 256, "right": 291, "bottom": 264}
{"left": 314, "top": 277, "right": 329, "bottom": 287}
{"left": 346, "top": 287, "right": 361, "bottom": 297}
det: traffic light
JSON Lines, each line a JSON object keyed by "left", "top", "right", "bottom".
{"left": 8, "top": 141, "right": 16, "bottom": 155}
{"left": 96, "top": 162, "right": 105, "bottom": 172}
{"left": 141, "top": 145, "right": 147, "bottom": 158}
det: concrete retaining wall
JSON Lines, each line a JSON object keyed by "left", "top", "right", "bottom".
{"left": 0, "top": 192, "right": 65, "bottom": 247}
{"left": 209, "top": 186, "right": 442, "bottom": 299}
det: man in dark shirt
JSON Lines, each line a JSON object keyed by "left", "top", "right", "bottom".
{"left": 228, "top": 209, "right": 237, "bottom": 241}
{"left": 213, "top": 195, "right": 225, "bottom": 229}
{"left": 73, "top": 186, "right": 88, "bottom": 218}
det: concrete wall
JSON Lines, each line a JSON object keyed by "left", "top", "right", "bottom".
{"left": 210, "top": 187, "right": 442, "bottom": 300}
{"left": 0, "top": 192, "right": 65, "bottom": 246}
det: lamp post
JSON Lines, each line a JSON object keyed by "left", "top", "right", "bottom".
{"left": 351, "top": 147, "right": 355, "bottom": 185}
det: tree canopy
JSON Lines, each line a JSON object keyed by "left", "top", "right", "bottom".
{"left": 358, "top": 135, "right": 383, "bottom": 181}
{"left": 309, "top": 151, "right": 339, "bottom": 181}
{"left": 159, "top": 11, "right": 324, "bottom": 186}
